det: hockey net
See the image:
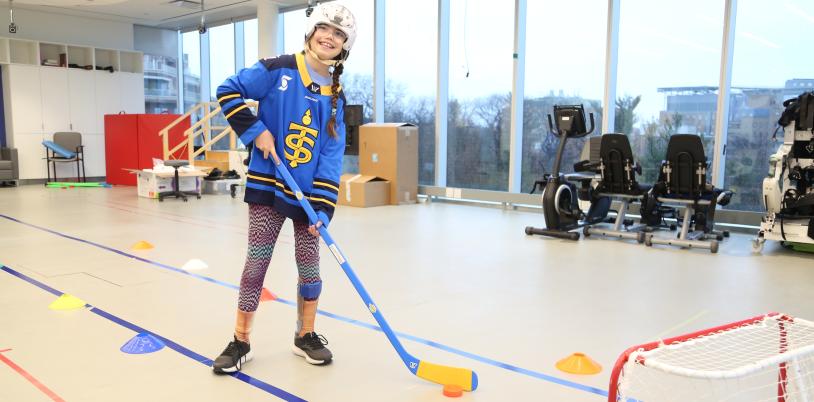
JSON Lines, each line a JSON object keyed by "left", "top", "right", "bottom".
{"left": 608, "top": 313, "right": 814, "bottom": 401}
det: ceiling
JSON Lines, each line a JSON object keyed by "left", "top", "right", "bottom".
{"left": 7, "top": 0, "right": 312, "bottom": 31}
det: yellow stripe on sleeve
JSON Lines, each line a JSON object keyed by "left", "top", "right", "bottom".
{"left": 217, "top": 93, "right": 241, "bottom": 103}
{"left": 225, "top": 104, "right": 248, "bottom": 119}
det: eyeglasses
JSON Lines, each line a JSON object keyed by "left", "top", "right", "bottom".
{"left": 315, "top": 24, "right": 348, "bottom": 42}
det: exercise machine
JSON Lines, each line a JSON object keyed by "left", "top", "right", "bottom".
{"left": 525, "top": 104, "right": 609, "bottom": 240}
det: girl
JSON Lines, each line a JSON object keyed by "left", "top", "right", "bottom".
{"left": 211, "top": 2, "right": 356, "bottom": 373}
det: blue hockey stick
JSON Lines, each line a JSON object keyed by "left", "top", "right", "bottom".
{"left": 270, "top": 153, "right": 478, "bottom": 391}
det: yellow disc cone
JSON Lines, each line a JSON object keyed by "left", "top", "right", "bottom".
{"left": 48, "top": 294, "right": 86, "bottom": 310}
{"left": 131, "top": 241, "right": 154, "bottom": 251}
{"left": 556, "top": 352, "right": 602, "bottom": 375}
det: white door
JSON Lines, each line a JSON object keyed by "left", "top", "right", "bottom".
{"left": 94, "top": 70, "right": 122, "bottom": 134}
{"left": 119, "top": 72, "right": 145, "bottom": 114}
{"left": 67, "top": 69, "right": 96, "bottom": 134}
{"left": 5, "top": 64, "right": 43, "bottom": 134}
{"left": 40, "top": 67, "right": 71, "bottom": 133}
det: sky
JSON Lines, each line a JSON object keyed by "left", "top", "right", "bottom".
{"left": 190, "top": 0, "right": 814, "bottom": 124}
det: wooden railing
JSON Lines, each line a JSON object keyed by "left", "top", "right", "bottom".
{"left": 159, "top": 101, "right": 257, "bottom": 165}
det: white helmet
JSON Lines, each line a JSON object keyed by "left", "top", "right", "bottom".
{"left": 305, "top": 2, "right": 357, "bottom": 53}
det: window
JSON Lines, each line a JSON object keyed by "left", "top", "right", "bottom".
{"left": 144, "top": 54, "right": 179, "bottom": 114}
{"left": 181, "top": 30, "right": 201, "bottom": 112}
{"left": 208, "top": 23, "right": 236, "bottom": 101}
{"left": 207, "top": 23, "right": 237, "bottom": 149}
{"left": 335, "top": 0, "right": 374, "bottom": 173}
{"left": 283, "top": 9, "right": 307, "bottom": 55}
{"left": 335, "top": 0, "right": 374, "bottom": 119}
{"left": 447, "top": 0, "right": 514, "bottom": 190}
{"left": 521, "top": 0, "right": 607, "bottom": 192}
{"left": 724, "top": 0, "right": 814, "bottom": 211}
{"left": 385, "top": 0, "right": 437, "bottom": 185}
{"left": 616, "top": 0, "right": 724, "bottom": 183}
{"left": 244, "top": 18, "right": 258, "bottom": 67}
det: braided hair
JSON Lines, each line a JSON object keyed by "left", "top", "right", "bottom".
{"left": 326, "top": 62, "right": 344, "bottom": 138}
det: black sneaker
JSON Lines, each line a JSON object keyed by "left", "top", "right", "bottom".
{"left": 212, "top": 337, "right": 252, "bottom": 374}
{"left": 204, "top": 168, "right": 223, "bottom": 181}
{"left": 222, "top": 169, "right": 240, "bottom": 179}
{"left": 293, "top": 332, "right": 332, "bottom": 365}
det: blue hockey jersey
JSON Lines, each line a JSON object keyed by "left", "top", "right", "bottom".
{"left": 216, "top": 52, "right": 346, "bottom": 224}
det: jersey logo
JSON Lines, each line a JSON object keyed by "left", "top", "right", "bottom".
{"left": 285, "top": 109, "right": 319, "bottom": 168}
{"left": 309, "top": 83, "right": 321, "bottom": 93}
{"left": 279, "top": 75, "right": 292, "bottom": 91}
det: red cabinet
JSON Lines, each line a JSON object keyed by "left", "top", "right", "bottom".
{"left": 104, "top": 114, "right": 190, "bottom": 185}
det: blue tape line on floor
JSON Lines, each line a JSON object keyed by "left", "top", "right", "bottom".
{"left": 1, "top": 213, "right": 609, "bottom": 398}
{"left": 0, "top": 265, "right": 306, "bottom": 402}
{"left": 0, "top": 214, "right": 238, "bottom": 290}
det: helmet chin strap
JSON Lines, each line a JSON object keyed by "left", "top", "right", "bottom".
{"left": 304, "top": 42, "right": 342, "bottom": 67}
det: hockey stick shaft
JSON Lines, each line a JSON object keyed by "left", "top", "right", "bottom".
{"left": 270, "top": 155, "right": 477, "bottom": 391}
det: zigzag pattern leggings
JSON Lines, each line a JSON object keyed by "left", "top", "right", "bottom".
{"left": 238, "top": 204, "right": 321, "bottom": 312}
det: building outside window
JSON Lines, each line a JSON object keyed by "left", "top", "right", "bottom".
{"left": 144, "top": 54, "right": 179, "bottom": 114}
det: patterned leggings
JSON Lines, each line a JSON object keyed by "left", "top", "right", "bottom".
{"left": 238, "top": 204, "right": 321, "bottom": 312}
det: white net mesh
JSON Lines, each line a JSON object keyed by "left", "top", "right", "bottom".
{"left": 613, "top": 315, "right": 814, "bottom": 402}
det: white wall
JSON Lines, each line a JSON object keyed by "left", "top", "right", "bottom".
{"left": 0, "top": 5, "right": 133, "bottom": 50}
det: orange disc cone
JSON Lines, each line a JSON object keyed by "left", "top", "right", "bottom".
{"left": 131, "top": 241, "right": 154, "bottom": 251}
{"left": 556, "top": 352, "right": 602, "bottom": 375}
{"left": 260, "top": 288, "right": 277, "bottom": 302}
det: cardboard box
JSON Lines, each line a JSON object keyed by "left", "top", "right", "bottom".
{"left": 338, "top": 174, "right": 390, "bottom": 207}
{"left": 359, "top": 123, "right": 418, "bottom": 205}
{"left": 132, "top": 169, "right": 205, "bottom": 199}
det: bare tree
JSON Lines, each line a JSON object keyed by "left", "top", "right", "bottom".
{"left": 342, "top": 73, "right": 373, "bottom": 122}
{"left": 615, "top": 95, "right": 641, "bottom": 135}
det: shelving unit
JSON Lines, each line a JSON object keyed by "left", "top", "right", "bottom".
{"left": 67, "top": 45, "right": 93, "bottom": 69}
{"left": 9, "top": 39, "right": 37, "bottom": 65}
{"left": 0, "top": 39, "right": 141, "bottom": 73}
{"left": 39, "top": 42, "right": 67, "bottom": 67}
{"left": 119, "top": 51, "right": 143, "bottom": 73}
{"left": 94, "top": 48, "right": 118, "bottom": 71}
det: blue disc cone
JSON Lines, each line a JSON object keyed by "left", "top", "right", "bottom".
{"left": 120, "top": 333, "right": 165, "bottom": 354}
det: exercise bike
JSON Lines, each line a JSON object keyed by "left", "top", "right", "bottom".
{"left": 525, "top": 104, "right": 611, "bottom": 240}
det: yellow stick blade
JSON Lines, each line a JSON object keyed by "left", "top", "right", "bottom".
{"left": 416, "top": 361, "right": 478, "bottom": 391}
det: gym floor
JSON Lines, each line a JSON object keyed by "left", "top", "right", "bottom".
{"left": 1, "top": 185, "right": 813, "bottom": 402}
